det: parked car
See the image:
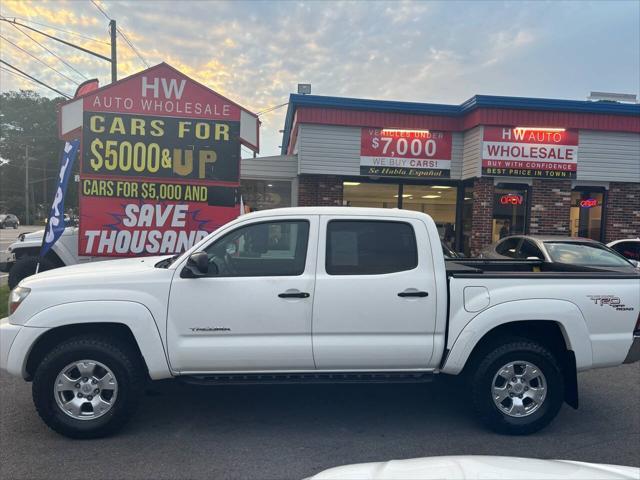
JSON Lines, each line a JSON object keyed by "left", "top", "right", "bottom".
{"left": 0, "top": 213, "right": 20, "bottom": 229}
{"left": 608, "top": 238, "right": 640, "bottom": 263}
{"left": 480, "top": 235, "right": 638, "bottom": 272}
{"left": 307, "top": 455, "right": 640, "bottom": 480}
{"left": 1, "top": 207, "right": 639, "bottom": 439}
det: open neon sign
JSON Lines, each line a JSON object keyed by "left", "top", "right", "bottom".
{"left": 500, "top": 194, "right": 524, "bottom": 205}
{"left": 579, "top": 198, "right": 598, "bottom": 208}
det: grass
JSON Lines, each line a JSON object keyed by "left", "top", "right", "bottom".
{"left": 0, "top": 284, "right": 8, "bottom": 318}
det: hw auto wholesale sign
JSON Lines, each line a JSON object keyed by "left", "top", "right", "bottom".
{"left": 360, "top": 128, "right": 452, "bottom": 178}
{"left": 482, "top": 126, "right": 578, "bottom": 178}
{"left": 60, "top": 63, "right": 258, "bottom": 256}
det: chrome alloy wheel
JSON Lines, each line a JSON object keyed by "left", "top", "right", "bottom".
{"left": 491, "top": 361, "right": 547, "bottom": 418}
{"left": 54, "top": 360, "right": 118, "bottom": 420}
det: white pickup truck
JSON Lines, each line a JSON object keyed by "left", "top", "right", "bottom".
{"left": 2, "top": 207, "right": 639, "bottom": 439}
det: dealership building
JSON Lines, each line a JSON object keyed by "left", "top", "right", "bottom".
{"left": 240, "top": 94, "right": 640, "bottom": 255}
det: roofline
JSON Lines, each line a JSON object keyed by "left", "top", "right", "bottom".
{"left": 281, "top": 93, "right": 640, "bottom": 154}
{"left": 59, "top": 62, "right": 258, "bottom": 120}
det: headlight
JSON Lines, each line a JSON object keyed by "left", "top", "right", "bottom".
{"left": 9, "top": 286, "right": 30, "bottom": 315}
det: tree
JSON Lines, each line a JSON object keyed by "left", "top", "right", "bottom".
{"left": 0, "top": 90, "right": 77, "bottom": 223}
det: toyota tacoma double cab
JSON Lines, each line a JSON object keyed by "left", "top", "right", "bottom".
{"left": 1, "top": 207, "right": 639, "bottom": 438}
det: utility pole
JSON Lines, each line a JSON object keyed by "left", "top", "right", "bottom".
{"left": 25, "top": 145, "right": 29, "bottom": 225}
{"left": 42, "top": 163, "right": 47, "bottom": 214}
{"left": 110, "top": 19, "right": 117, "bottom": 82}
{"left": 0, "top": 18, "right": 117, "bottom": 84}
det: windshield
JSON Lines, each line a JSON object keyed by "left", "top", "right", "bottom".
{"left": 545, "top": 242, "right": 633, "bottom": 267}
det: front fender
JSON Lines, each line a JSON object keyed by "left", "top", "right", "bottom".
{"left": 7, "top": 301, "right": 172, "bottom": 380}
{"left": 441, "top": 299, "right": 592, "bottom": 375}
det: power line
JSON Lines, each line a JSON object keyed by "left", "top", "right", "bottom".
{"left": 0, "top": 34, "right": 80, "bottom": 85}
{"left": 0, "top": 161, "right": 50, "bottom": 172}
{"left": 2, "top": 19, "right": 90, "bottom": 81}
{"left": 117, "top": 28, "right": 150, "bottom": 68}
{"left": 89, "top": 0, "right": 111, "bottom": 21}
{"left": 257, "top": 102, "right": 289, "bottom": 116}
{"left": 89, "top": 0, "right": 150, "bottom": 68}
{"left": 6, "top": 16, "right": 110, "bottom": 45}
{"left": 0, "top": 60, "right": 71, "bottom": 98}
{"left": 0, "top": 64, "right": 33, "bottom": 83}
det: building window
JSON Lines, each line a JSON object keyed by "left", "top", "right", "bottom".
{"left": 570, "top": 189, "right": 604, "bottom": 241}
{"left": 240, "top": 180, "right": 291, "bottom": 212}
{"left": 402, "top": 184, "right": 457, "bottom": 249}
{"left": 343, "top": 181, "right": 400, "bottom": 208}
{"left": 492, "top": 185, "right": 529, "bottom": 242}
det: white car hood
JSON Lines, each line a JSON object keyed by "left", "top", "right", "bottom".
{"left": 22, "top": 255, "right": 171, "bottom": 286}
{"left": 307, "top": 456, "right": 639, "bottom": 480}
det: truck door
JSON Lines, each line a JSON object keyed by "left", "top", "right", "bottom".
{"left": 167, "top": 215, "right": 318, "bottom": 372}
{"left": 312, "top": 215, "right": 438, "bottom": 370}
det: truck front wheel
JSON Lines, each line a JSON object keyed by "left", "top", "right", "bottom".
{"left": 32, "top": 335, "right": 145, "bottom": 438}
{"left": 470, "top": 339, "right": 564, "bottom": 435}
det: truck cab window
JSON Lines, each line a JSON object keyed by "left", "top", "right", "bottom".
{"left": 204, "top": 220, "right": 309, "bottom": 276}
{"left": 326, "top": 220, "right": 418, "bottom": 275}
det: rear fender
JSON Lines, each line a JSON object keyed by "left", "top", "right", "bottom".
{"left": 8, "top": 301, "right": 172, "bottom": 380}
{"left": 441, "top": 299, "right": 592, "bottom": 375}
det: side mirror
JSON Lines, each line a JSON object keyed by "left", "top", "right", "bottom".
{"left": 181, "top": 252, "right": 215, "bottom": 278}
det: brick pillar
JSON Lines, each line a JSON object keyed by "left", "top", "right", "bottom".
{"left": 605, "top": 182, "right": 640, "bottom": 242}
{"left": 298, "top": 175, "right": 344, "bottom": 207}
{"left": 470, "top": 177, "right": 494, "bottom": 256}
{"left": 529, "top": 179, "right": 572, "bottom": 235}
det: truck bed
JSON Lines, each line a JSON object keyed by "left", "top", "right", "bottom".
{"left": 446, "top": 259, "right": 640, "bottom": 278}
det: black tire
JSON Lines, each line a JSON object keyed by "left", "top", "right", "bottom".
{"left": 8, "top": 255, "right": 58, "bottom": 289}
{"left": 469, "top": 338, "right": 564, "bottom": 435}
{"left": 32, "top": 335, "right": 145, "bottom": 439}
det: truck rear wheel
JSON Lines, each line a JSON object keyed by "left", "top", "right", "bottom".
{"left": 470, "top": 339, "right": 564, "bottom": 435}
{"left": 32, "top": 335, "right": 144, "bottom": 438}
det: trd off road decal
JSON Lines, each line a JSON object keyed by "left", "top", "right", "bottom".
{"left": 587, "top": 295, "right": 635, "bottom": 312}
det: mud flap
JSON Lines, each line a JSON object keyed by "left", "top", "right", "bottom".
{"left": 564, "top": 350, "right": 579, "bottom": 409}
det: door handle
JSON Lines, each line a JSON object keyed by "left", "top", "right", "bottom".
{"left": 398, "top": 290, "right": 429, "bottom": 298}
{"left": 278, "top": 292, "right": 310, "bottom": 298}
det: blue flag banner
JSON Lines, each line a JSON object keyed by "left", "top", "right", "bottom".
{"left": 40, "top": 139, "right": 80, "bottom": 259}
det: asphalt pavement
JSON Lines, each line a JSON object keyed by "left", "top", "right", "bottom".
{"left": 0, "top": 225, "right": 37, "bottom": 251}
{"left": 1, "top": 364, "right": 638, "bottom": 479}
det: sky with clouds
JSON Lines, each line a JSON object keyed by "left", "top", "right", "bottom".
{"left": 1, "top": 0, "right": 639, "bottom": 156}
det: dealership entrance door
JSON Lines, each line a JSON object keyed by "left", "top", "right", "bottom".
{"left": 570, "top": 189, "right": 605, "bottom": 241}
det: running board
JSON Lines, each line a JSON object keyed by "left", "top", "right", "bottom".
{"left": 180, "top": 371, "right": 435, "bottom": 386}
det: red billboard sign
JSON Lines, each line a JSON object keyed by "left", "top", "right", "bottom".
{"left": 360, "top": 128, "right": 452, "bottom": 178}
{"left": 67, "top": 63, "right": 257, "bottom": 257}
{"left": 482, "top": 126, "right": 578, "bottom": 179}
